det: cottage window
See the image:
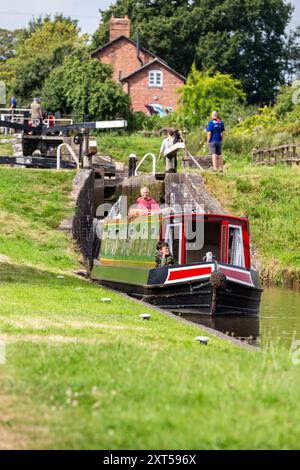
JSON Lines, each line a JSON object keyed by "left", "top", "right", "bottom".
{"left": 149, "top": 70, "right": 163, "bottom": 87}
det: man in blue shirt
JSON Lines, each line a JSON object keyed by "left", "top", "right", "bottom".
{"left": 10, "top": 96, "right": 16, "bottom": 109}
{"left": 207, "top": 111, "right": 225, "bottom": 174}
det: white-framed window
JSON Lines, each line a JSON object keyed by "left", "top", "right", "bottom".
{"left": 148, "top": 70, "right": 163, "bottom": 87}
{"left": 165, "top": 223, "right": 182, "bottom": 264}
{"left": 228, "top": 225, "right": 245, "bottom": 267}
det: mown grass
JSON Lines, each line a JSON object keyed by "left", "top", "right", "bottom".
{"left": 0, "top": 134, "right": 13, "bottom": 156}
{"left": 0, "top": 167, "right": 77, "bottom": 271}
{"left": 1, "top": 262, "right": 300, "bottom": 449}
{"left": 1, "top": 160, "right": 300, "bottom": 449}
{"left": 95, "top": 132, "right": 168, "bottom": 173}
{"left": 204, "top": 158, "right": 300, "bottom": 284}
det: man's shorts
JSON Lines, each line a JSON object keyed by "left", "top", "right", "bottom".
{"left": 209, "top": 142, "right": 222, "bottom": 156}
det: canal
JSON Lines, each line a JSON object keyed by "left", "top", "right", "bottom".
{"left": 175, "top": 287, "right": 300, "bottom": 348}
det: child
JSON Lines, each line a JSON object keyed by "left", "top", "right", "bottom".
{"left": 155, "top": 242, "right": 175, "bottom": 267}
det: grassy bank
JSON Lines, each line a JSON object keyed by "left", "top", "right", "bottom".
{"left": 0, "top": 167, "right": 76, "bottom": 271}
{"left": 0, "top": 134, "right": 13, "bottom": 156}
{"left": 1, "top": 168, "right": 300, "bottom": 449}
{"left": 95, "top": 132, "right": 168, "bottom": 173}
{"left": 2, "top": 261, "right": 300, "bottom": 450}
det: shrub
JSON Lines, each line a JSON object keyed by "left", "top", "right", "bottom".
{"left": 177, "top": 65, "right": 246, "bottom": 128}
{"left": 235, "top": 178, "right": 255, "bottom": 193}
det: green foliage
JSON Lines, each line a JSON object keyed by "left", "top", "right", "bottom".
{"left": 93, "top": 0, "right": 296, "bottom": 104}
{"left": 205, "top": 164, "right": 300, "bottom": 274}
{"left": 2, "top": 16, "right": 81, "bottom": 105}
{"left": 232, "top": 106, "right": 278, "bottom": 135}
{"left": 95, "top": 132, "right": 164, "bottom": 172}
{"left": 0, "top": 28, "right": 23, "bottom": 62}
{"left": 273, "top": 81, "right": 300, "bottom": 126}
{"left": 235, "top": 178, "right": 255, "bottom": 193}
{"left": 178, "top": 65, "right": 246, "bottom": 127}
{"left": 42, "top": 47, "right": 130, "bottom": 120}
{"left": 274, "top": 85, "right": 297, "bottom": 116}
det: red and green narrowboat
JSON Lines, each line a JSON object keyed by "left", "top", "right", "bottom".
{"left": 92, "top": 211, "right": 262, "bottom": 315}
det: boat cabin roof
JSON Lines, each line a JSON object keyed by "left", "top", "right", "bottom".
{"left": 163, "top": 213, "right": 248, "bottom": 224}
{"left": 104, "top": 212, "right": 248, "bottom": 227}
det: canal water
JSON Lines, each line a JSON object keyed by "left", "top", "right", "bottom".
{"left": 176, "top": 287, "right": 300, "bottom": 348}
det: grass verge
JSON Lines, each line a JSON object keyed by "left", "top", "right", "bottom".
{"left": 1, "top": 262, "right": 300, "bottom": 449}
{"left": 0, "top": 165, "right": 300, "bottom": 450}
{"left": 0, "top": 134, "right": 13, "bottom": 156}
{"left": 95, "top": 132, "right": 174, "bottom": 173}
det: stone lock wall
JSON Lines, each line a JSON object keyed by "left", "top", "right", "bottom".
{"left": 165, "top": 173, "right": 225, "bottom": 214}
{"left": 116, "top": 175, "right": 165, "bottom": 209}
{"left": 71, "top": 170, "right": 95, "bottom": 271}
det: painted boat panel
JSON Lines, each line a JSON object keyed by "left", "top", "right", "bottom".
{"left": 92, "top": 263, "right": 150, "bottom": 285}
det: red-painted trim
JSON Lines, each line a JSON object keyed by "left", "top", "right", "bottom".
{"left": 221, "top": 222, "right": 228, "bottom": 264}
{"left": 219, "top": 266, "right": 253, "bottom": 286}
{"left": 163, "top": 213, "right": 248, "bottom": 224}
{"left": 242, "top": 223, "right": 251, "bottom": 269}
{"left": 167, "top": 266, "right": 212, "bottom": 282}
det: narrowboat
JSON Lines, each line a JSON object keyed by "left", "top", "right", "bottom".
{"left": 92, "top": 211, "right": 262, "bottom": 315}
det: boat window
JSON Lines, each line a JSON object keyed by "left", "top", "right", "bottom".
{"left": 147, "top": 239, "right": 154, "bottom": 257}
{"left": 165, "top": 223, "right": 182, "bottom": 264}
{"left": 151, "top": 226, "right": 158, "bottom": 238}
{"left": 139, "top": 238, "right": 144, "bottom": 255}
{"left": 113, "top": 229, "right": 119, "bottom": 255}
{"left": 141, "top": 226, "right": 148, "bottom": 239}
{"left": 228, "top": 225, "right": 245, "bottom": 267}
{"left": 126, "top": 240, "right": 131, "bottom": 256}
{"left": 185, "top": 221, "right": 221, "bottom": 264}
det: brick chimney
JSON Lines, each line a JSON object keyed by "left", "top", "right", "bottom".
{"left": 109, "top": 15, "right": 131, "bottom": 42}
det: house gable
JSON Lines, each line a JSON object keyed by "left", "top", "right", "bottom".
{"left": 92, "top": 16, "right": 186, "bottom": 113}
{"left": 122, "top": 60, "right": 186, "bottom": 113}
{"left": 121, "top": 58, "right": 186, "bottom": 83}
{"left": 92, "top": 36, "right": 155, "bottom": 82}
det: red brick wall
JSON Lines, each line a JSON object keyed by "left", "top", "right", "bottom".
{"left": 109, "top": 16, "right": 130, "bottom": 42}
{"left": 126, "top": 65, "right": 184, "bottom": 113}
{"left": 94, "top": 38, "right": 154, "bottom": 82}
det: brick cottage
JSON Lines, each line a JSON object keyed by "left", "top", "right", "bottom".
{"left": 91, "top": 16, "right": 186, "bottom": 114}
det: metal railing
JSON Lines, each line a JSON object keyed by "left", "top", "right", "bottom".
{"left": 56, "top": 143, "right": 79, "bottom": 170}
{"left": 43, "top": 118, "right": 73, "bottom": 127}
{"left": 0, "top": 109, "right": 73, "bottom": 134}
{"left": 135, "top": 152, "right": 156, "bottom": 176}
{"left": 0, "top": 108, "right": 31, "bottom": 134}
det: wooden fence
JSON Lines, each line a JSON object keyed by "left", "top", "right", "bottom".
{"left": 252, "top": 144, "right": 300, "bottom": 166}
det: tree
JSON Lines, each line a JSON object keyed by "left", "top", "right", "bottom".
{"left": 10, "top": 16, "right": 81, "bottom": 105}
{"left": 92, "top": 1, "right": 192, "bottom": 75}
{"left": 284, "top": 26, "right": 300, "bottom": 80}
{"left": 92, "top": 0, "right": 296, "bottom": 104}
{"left": 42, "top": 47, "right": 131, "bottom": 120}
{"left": 0, "top": 28, "right": 23, "bottom": 62}
{"left": 178, "top": 65, "right": 246, "bottom": 127}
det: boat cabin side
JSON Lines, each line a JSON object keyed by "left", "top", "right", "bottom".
{"left": 162, "top": 213, "right": 251, "bottom": 270}
{"left": 96, "top": 212, "right": 250, "bottom": 270}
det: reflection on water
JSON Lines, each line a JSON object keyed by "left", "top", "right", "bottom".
{"left": 175, "top": 287, "right": 300, "bottom": 348}
{"left": 260, "top": 287, "right": 300, "bottom": 348}
{"left": 178, "top": 313, "right": 260, "bottom": 345}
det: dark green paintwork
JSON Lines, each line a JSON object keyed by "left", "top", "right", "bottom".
{"left": 92, "top": 263, "right": 150, "bottom": 285}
